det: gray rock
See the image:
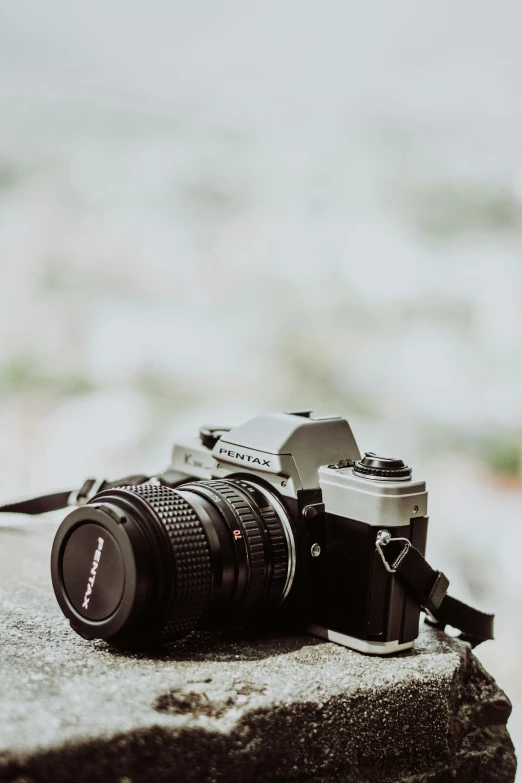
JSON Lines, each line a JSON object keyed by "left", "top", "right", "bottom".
{"left": 0, "top": 514, "right": 516, "bottom": 782}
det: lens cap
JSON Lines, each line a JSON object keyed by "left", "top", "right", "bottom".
{"left": 51, "top": 501, "right": 153, "bottom": 642}
{"left": 61, "top": 524, "right": 125, "bottom": 621}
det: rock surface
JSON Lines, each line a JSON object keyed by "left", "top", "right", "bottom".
{"left": 0, "top": 513, "right": 517, "bottom": 782}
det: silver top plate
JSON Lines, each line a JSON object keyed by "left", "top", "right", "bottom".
{"left": 318, "top": 465, "right": 427, "bottom": 527}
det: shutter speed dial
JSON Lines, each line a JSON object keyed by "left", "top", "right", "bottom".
{"left": 353, "top": 452, "right": 412, "bottom": 481}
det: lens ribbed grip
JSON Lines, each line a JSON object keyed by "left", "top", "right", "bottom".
{"left": 120, "top": 484, "right": 212, "bottom": 639}
{"left": 199, "top": 480, "right": 267, "bottom": 614}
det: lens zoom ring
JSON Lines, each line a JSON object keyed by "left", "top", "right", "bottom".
{"left": 120, "top": 484, "right": 212, "bottom": 639}
{"left": 199, "top": 481, "right": 267, "bottom": 613}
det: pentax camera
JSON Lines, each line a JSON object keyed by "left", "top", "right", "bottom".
{"left": 50, "top": 411, "right": 432, "bottom": 655}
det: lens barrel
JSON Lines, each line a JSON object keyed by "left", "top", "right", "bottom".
{"left": 51, "top": 479, "right": 295, "bottom": 647}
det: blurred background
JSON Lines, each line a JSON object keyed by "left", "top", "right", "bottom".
{"left": 1, "top": 0, "right": 521, "bottom": 771}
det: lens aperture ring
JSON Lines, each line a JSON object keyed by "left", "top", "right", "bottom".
{"left": 116, "top": 484, "right": 212, "bottom": 639}
{"left": 197, "top": 480, "right": 268, "bottom": 615}
{"left": 258, "top": 505, "right": 288, "bottom": 604}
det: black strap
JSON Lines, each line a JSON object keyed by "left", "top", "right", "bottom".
{"left": 380, "top": 536, "right": 494, "bottom": 648}
{"left": 0, "top": 474, "right": 151, "bottom": 515}
{"left": 0, "top": 469, "right": 194, "bottom": 517}
{"left": 0, "top": 489, "right": 78, "bottom": 515}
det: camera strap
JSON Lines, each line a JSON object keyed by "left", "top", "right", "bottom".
{"left": 0, "top": 477, "right": 495, "bottom": 648}
{"left": 0, "top": 469, "right": 194, "bottom": 516}
{"left": 375, "top": 530, "right": 494, "bottom": 648}
{"left": 0, "top": 474, "right": 152, "bottom": 516}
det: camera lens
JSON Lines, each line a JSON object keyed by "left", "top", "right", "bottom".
{"left": 51, "top": 479, "right": 295, "bottom": 647}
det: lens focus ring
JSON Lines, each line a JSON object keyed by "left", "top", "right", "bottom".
{"left": 118, "top": 484, "right": 212, "bottom": 639}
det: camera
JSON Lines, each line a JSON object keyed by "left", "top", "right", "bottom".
{"left": 51, "top": 411, "right": 428, "bottom": 655}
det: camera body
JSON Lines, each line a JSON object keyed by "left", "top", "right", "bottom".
{"left": 171, "top": 411, "right": 428, "bottom": 654}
